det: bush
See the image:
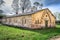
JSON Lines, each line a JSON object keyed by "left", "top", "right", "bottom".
{"left": 56, "top": 21, "right": 60, "bottom": 25}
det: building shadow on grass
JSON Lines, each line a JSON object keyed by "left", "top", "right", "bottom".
{"left": 3, "top": 24, "right": 60, "bottom": 33}
{"left": 1, "top": 24, "right": 60, "bottom": 36}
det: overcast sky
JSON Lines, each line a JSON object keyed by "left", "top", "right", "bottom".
{"left": 1, "top": 0, "right": 60, "bottom": 15}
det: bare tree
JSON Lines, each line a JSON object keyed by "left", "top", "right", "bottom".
{"left": 20, "top": 0, "right": 31, "bottom": 13}
{"left": 0, "top": 0, "right": 5, "bottom": 7}
{"left": 54, "top": 12, "right": 60, "bottom": 20}
{"left": 12, "top": 0, "right": 19, "bottom": 14}
{"left": 12, "top": 0, "right": 31, "bottom": 14}
{"left": 0, "top": 0, "right": 5, "bottom": 18}
{"left": 0, "top": 10, "right": 6, "bottom": 19}
{"left": 58, "top": 13, "right": 60, "bottom": 20}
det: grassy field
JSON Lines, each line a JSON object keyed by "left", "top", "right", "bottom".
{"left": 0, "top": 25, "right": 60, "bottom": 40}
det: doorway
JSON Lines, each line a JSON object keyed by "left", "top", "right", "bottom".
{"left": 45, "top": 20, "right": 48, "bottom": 27}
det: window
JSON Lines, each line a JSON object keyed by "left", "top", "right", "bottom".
{"left": 22, "top": 19, "right": 26, "bottom": 24}
{"left": 14, "top": 19, "right": 17, "bottom": 23}
{"left": 23, "top": 19, "right": 26, "bottom": 24}
{"left": 46, "top": 15, "right": 47, "bottom": 17}
{"left": 5, "top": 19, "right": 7, "bottom": 23}
{"left": 24, "top": 19, "right": 26, "bottom": 24}
{"left": 9, "top": 19, "right": 11, "bottom": 23}
{"left": 15, "top": 20, "right": 17, "bottom": 23}
{"left": 53, "top": 21, "right": 55, "bottom": 24}
{"left": 39, "top": 22, "right": 41, "bottom": 24}
{"left": 35, "top": 20, "right": 39, "bottom": 24}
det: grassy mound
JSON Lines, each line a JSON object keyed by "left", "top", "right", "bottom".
{"left": 0, "top": 25, "right": 60, "bottom": 40}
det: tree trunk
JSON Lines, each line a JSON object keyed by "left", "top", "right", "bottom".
{"left": 16, "top": 12, "right": 18, "bottom": 14}
{"left": 22, "top": 7, "right": 24, "bottom": 13}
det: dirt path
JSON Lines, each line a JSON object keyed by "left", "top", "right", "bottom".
{"left": 50, "top": 38, "right": 60, "bottom": 40}
{"left": 49, "top": 36, "right": 60, "bottom": 40}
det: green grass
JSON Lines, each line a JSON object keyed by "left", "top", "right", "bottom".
{"left": 0, "top": 25, "right": 60, "bottom": 40}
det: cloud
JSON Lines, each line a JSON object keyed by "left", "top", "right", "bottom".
{"left": 4, "top": 0, "right": 13, "bottom": 5}
{"left": 0, "top": 0, "right": 14, "bottom": 15}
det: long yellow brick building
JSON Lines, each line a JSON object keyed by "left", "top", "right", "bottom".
{"left": 2, "top": 8, "right": 56, "bottom": 29}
